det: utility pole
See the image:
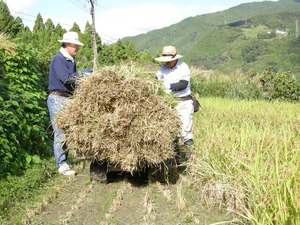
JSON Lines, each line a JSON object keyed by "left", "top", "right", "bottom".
{"left": 89, "top": 0, "right": 99, "bottom": 71}
{"left": 296, "top": 20, "right": 299, "bottom": 38}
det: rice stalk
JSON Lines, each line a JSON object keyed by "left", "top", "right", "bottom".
{"left": 189, "top": 97, "right": 300, "bottom": 224}
{"left": 56, "top": 64, "right": 181, "bottom": 172}
{"left": 0, "top": 32, "right": 16, "bottom": 55}
{"left": 176, "top": 182, "right": 186, "bottom": 210}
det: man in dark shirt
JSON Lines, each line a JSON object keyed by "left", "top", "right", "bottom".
{"left": 47, "top": 31, "right": 92, "bottom": 175}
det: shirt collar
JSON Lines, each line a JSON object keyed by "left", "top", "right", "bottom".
{"left": 60, "top": 47, "right": 74, "bottom": 63}
{"left": 168, "top": 60, "right": 181, "bottom": 70}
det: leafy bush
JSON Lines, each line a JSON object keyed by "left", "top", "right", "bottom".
{"left": 0, "top": 46, "right": 50, "bottom": 178}
{"left": 260, "top": 68, "right": 300, "bottom": 101}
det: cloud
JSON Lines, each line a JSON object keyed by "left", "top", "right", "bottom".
{"left": 6, "top": 0, "right": 37, "bottom": 13}
{"left": 97, "top": 3, "right": 202, "bottom": 42}
{"left": 209, "top": 6, "right": 229, "bottom": 13}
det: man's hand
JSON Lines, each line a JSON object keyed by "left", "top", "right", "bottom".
{"left": 164, "top": 81, "right": 174, "bottom": 90}
{"left": 79, "top": 68, "right": 93, "bottom": 75}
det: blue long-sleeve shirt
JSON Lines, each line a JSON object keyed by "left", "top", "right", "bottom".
{"left": 48, "top": 52, "right": 79, "bottom": 94}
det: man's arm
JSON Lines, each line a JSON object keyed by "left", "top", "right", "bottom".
{"left": 170, "top": 80, "right": 188, "bottom": 91}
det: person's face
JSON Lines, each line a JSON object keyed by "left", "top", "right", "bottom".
{"left": 65, "top": 43, "right": 80, "bottom": 56}
{"left": 166, "top": 59, "right": 178, "bottom": 69}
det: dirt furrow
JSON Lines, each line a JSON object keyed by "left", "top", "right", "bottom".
{"left": 27, "top": 163, "right": 235, "bottom": 225}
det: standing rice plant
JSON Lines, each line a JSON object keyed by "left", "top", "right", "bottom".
{"left": 191, "top": 71, "right": 264, "bottom": 100}
{"left": 189, "top": 97, "right": 300, "bottom": 224}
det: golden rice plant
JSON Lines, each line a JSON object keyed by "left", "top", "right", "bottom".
{"left": 189, "top": 97, "right": 300, "bottom": 224}
{"left": 55, "top": 64, "right": 181, "bottom": 172}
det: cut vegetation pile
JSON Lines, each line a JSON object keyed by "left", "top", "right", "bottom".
{"left": 55, "top": 65, "right": 181, "bottom": 172}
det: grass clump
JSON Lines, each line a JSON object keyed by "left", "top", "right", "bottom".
{"left": 56, "top": 64, "right": 181, "bottom": 172}
{"left": 0, "top": 159, "right": 60, "bottom": 224}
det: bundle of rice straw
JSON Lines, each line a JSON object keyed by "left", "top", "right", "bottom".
{"left": 55, "top": 64, "right": 181, "bottom": 172}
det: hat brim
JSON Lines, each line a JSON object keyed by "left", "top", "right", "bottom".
{"left": 155, "top": 54, "right": 183, "bottom": 62}
{"left": 58, "top": 40, "right": 84, "bottom": 46}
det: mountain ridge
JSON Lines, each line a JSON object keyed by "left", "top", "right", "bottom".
{"left": 122, "top": 0, "right": 300, "bottom": 57}
{"left": 121, "top": 0, "right": 300, "bottom": 77}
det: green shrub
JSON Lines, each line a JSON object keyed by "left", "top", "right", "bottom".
{"left": 0, "top": 46, "right": 50, "bottom": 178}
{"left": 260, "top": 68, "right": 300, "bottom": 101}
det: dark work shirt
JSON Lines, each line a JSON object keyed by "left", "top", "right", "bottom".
{"left": 48, "top": 52, "right": 79, "bottom": 94}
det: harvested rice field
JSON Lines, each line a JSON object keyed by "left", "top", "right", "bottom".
{"left": 25, "top": 162, "right": 235, "bottom": 225}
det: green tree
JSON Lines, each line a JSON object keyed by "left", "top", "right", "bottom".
{"left": 0, "top": 0, "right": 15, "bottom": 33}
{"left": 260, "top": 69, "right": 300, "bottom": 101}
{"left": 33, "top": 13, "right": 45, "bottom": 33}
{"left": 70, "top": 22, "right": 81, "bottom": 33}
{"left": 83, "top": 21, "right": 102, "bottom": 52}
{"left": 55, "top": 23, "right": 66, "bottom": 36}
{"left": 123, "top": 41, "right": 138, "bottom": 61}
{"left": 138, "top": 50, "right": 155, "bottom": 64}
{"left": 11, "top": 17, "right": 24, "bottom": 34}
{"left": 83, "top": 22, "right": 92, "bottom": 46}
{"left": 45, "top": 18, "right": 55, "bottom": 31}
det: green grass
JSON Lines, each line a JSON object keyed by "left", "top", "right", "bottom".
{"left": 190, "top": 97, "right": 300, "bottom": 224}
{"left": 0, "top": 158, "right": 71, "bottom": 224}
{"left": 242, "top": 25, "right": 271, "bottom": 38}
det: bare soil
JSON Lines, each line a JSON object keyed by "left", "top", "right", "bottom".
{"left": 28, "top": 161, "right": 234, "bottom": 225}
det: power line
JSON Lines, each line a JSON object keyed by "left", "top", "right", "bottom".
{"left": 68, "top": 0, "right": 90, "bottom": 13}
{"left": 74, "top": 0, "right": 90, "bottom": 11}
{"left": 10, "top": 10, "right": 72, "bottom": 27}
{"left": 19, "top": 18, "right": 36, "bottom": 23}
{"left": 99, "top": 33, "right": 118, "bottom": 42}
{"left": 10, "top": 10, "right": 36, "bottom": 18}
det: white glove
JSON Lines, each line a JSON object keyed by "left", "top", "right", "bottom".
{"left": 164, "top": 81, "right": 171, "bottom": 89}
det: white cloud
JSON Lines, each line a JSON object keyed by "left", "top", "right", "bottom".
{"left": 6, "top": 0, "right": 37, "bottom": 14}
{"left": 209, "top": 6, "right": 229, "bottom": 13}
{"left": 96, "top": 3, "right": 202, "bottom": 42}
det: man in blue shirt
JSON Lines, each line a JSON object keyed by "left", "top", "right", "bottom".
{"left": 47, "top": 31, "right": 92, "bottom": 175}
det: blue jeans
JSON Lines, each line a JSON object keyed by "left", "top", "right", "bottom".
{"left": 47, "top": 94, "right": 69, "bottom": 168}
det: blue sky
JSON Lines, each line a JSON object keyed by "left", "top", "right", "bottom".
{"left": 6, "top": 0, "right": 277, "bottom": 43}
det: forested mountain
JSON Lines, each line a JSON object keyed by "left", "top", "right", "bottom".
{"left": 122, "top": 0, "right": 300, "bottom": 78}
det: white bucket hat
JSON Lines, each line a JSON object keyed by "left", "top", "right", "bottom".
{"left": 155, "top": 46, "right": 183, "bottom": 62}
{"left": 58, "top": 31, "right": 84, "bottom": 46}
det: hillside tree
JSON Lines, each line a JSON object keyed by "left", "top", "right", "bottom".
{"left": 0, "top": 0, "right": 15, "bottom": 33}
{"left": 70, "top": 22, "right": 81, "bottom": 33}
{"left": 33, "top": 13, "right": 45, "bottom": 33}
{"left": 45, "top": 18, "right": 55, "bottom": 31}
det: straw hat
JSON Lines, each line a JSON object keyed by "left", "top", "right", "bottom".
{"left": 58, "top": 31, "right": 84, "bottom": 46}
{"left": 155, "top": 46, "right": 183, "bottom": 62}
